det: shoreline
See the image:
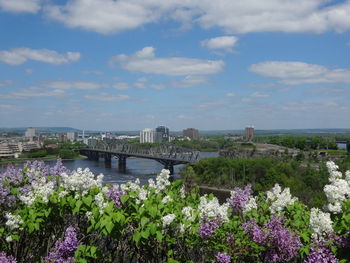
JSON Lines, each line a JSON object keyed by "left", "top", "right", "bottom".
{"left": 0, "top": 155, "right": 87, "bottom": 165}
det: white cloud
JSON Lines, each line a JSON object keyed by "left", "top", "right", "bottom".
{"left": 81, "top": 70, "right": 104, "bottom": 75}
{"left": 113, "top": 82, "right": 131, "bottom": 90}
{"left": 0, "top": 48, "right": 80, "bottom": 66}
{"left": 170, "top": 75, "right": 209, "bottom": 88}
{"left": 85, "top": 93, "right": 129, "bottom": 102}
{"left": 0, "top": 87, "right": 65, "bottom": 99}
{"left": 249, "top": 61, "right": 350, "bottom": 85}
{"left": 0, "top": 0, "right": 41, "bottom": 13}
{"left": 44, "top": 0, "right": 350, "bottom": 34}
{"left": 42, "top": 80, "right": 105, "bottom": 90}
{"left": 198, "top": 99, "right": 231, "bottom": 109}
{"left": 201, "top": 36, "right": 238, "bottom": 52}
{"left": 226, "top": 92, "right": 235, "bottom": 97}
{"left": 0, "top": 80, "right": 14, "bottom": 87}
{"left": 241, "top": 92, "right": 270, "bottom": 102}
{"left": 110, "top": 46, "right": 224, "bottom": 76}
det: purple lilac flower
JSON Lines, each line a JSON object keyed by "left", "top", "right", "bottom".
{"left": 216, "top": 252, "right": 231, "bottom": 263}
{"left": 106, "top": 186, "right": 123, "bottom": 208}
{"left": 243, "top": 217, "right": 301, "bottom": 263}
{"left": 0, "top": 252, "right": 17, "bottom": 263}
{"left": 0, "top": 166, "right": 23, "bottom": 206}
{"left": 50, "top": 159, "right": 70, "bottom": 177}
{"left": 243, "top": 219, "right": 266, "bottom": 245}
{"left": 24, "top": 160, "right": 50, "bottom": 180}
{"left": 198, "top": 217, "right": 221, "bottom": 239}
{"left": 264, "top": 216, "right": 302, "bottom": 263}
{"left": 227, "top": 184, "right": 252, "bottom": 215}
{"left": 45, "top": 226, "right": 78, "bottom": 263}
{"left": 304, "top": 247, "right": 339, "bottom": 263}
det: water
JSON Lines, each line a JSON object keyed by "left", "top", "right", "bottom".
{"left": 0, "top": 152, "right": 218, "bottom": 185}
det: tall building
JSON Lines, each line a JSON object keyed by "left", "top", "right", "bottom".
{"left": 245, "top": 126, "right": 254, "bottom": 141}
{"left": 140, "top": 128, "right": 155, "bottom": 143}
{"left": 183, "top": 128, "right": 199, "bottom": 140}
{"left": 155, "top": 126, "right": 169, "bottom": 143}
{"left": 67, "top": 132, "right": 77, "bottom": 142}
{"left": 25, "top": 128, "right": 35, "bottom": 139}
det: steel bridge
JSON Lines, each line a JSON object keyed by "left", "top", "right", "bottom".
{"left": 79, "top": 140, "right": 200, "bottom": 174}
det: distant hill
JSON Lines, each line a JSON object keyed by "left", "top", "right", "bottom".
{"left": 0, "top": 127, "right": 81, "bottom": 134}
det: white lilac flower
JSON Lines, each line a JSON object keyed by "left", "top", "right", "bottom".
{"left": 5, "top": 213, "right": 23, "bottom": 230}
{"left": 85, "top": 211, "right": 93, "bottom": 220}
{"left": 162, "top": 195, "right": 173, "bottom": 204}
{"left": 242, "top": 197, "right": 257, "bottom": 215}
{"left": 324, "top": 161, "right": 350, "bottom": 213}
{"left": 266, "top": 184, "right": 297, "bottom": 214}
{"left": 180, "top": 185, "right": 186, "bottom": 199}
{"left": 182, "top": 206, "right": 196, "bottom": 221}
{"left": 162, "top": 214, "right": 176, "bottom": 228}
{"left": 94, "top": 193, "right": 108, "bottom": 215}
{"left": 309, "top": 208, "right": 333, "bottom": 239}
{"left": 5, "top": 236, "right": 13, "bottom": 243}
{"left": 19, "top": 178, "right": 55, "bottom": 206}
{"left": 60, "top": 168, "right": 103, "bottom": 198}
{"left": 58, "top": 190, "right": 69, "bottom": 198}
{"left": 155, "top": 169, "right": 171, "bottom": 193}
{"left": 120, "top": 178, "right": 141, "bottom": 193}
{"left": 136, "top": 188, "right": 148, "bottom": 204}
{"left": 179, "top": 223, "right": 186, "bottom": 234}
{"left": 198, "top": 196, "right": 229, "bottom": 222}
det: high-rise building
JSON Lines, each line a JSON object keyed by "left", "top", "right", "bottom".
{"left": 140, "top": 128, "right": 155, "bottom": 143}
{"left": 67, "top": 132, "right": 77, "bottom": 142}
{"left": 245, "top": 126, "right": 254, "bottom": 141}
{"left": 25, "top": 128, "right": 35, "bottom": 140}
{"left": 183, "top": 128, "right": 199, "bottom": 140}
{"left": 155, "top": 126, "right": 169, "bottom": 143}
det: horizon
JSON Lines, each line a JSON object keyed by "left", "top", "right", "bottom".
{"left": 1, "top": 1, "right": 350, "bottom": 130}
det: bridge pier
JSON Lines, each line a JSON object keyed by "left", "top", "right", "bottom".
{"left": 104, "top": 153, "right": 111, "bottom": 167}
{"left": 164, "top": 164, "right": 174, "bottom": 175}
{"left": 117, "top": 155, "right": 127, "bottom": 171}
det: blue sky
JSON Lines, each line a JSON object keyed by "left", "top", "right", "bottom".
{"left": 0, "top": 0, "right": 350, "bottom": 131}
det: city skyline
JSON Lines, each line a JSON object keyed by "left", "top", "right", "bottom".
{"left": 1, "top": 0, "right": 350, "bottom": 130}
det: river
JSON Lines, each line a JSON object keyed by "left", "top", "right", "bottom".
{"left": 0, "top": 152, "right": 218, "bottom": 185}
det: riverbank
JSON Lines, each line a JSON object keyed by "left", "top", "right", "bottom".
{"left": 0, "top": 155, "right": 87, "bottom": 165}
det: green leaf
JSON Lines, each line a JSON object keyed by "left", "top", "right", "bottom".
{"left": 141, "top": 230, "right": 150, "bottom": 239}
{"left": 121, "top": 195, "right": 129, "bottom": 204}
{"left": 133, "top": 232, "right": 141, "bottom": 243}
{"left": 82, "top": 195, "right": 93, "bottom": 206}
{"left": 141, "top": 217, "right": 149, "bottom": 227}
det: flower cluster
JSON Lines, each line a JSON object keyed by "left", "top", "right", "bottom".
{"left": 182, "top": 206, "right": 196, "bottom": 222}
{"left": 324, "top": 161, "right": 350, "bottom": 213}
{"left": 266, "top": 184, "right": 297, "bottom": 214}
{"left": 304, "top": 246, "right": 339, "bottom": 263}
{"left": 244, "top": 216, "right": 302, "bottom": 262}
{"left": 198, "top": 195, "right": 229, "bottom": 222}
{"left": 227, "top": 184, "right": 257, "bottom": 215}
{"left": 106, "top": 185, "right": 123, "bottom": 208}
{"left": 198, "top": 217, "right": 221, "bottom": 239}
{"left": 162, "top": 214, "right": 176, "bottom": 228}
{"left": 148, "top": 169, "right": 171, "bottom": 193}
{"left": 45, "top": 226, "right": 78, "bottom": 263}
{"left": 309, "top": 208, "right": 333, "bottom": 239}
{"left": 0, "top": 166, "right": 23, "bottom": 206}
{"left": 19, "top": 177, "right": 55, "bottom": 206}
{"left": 216, "top": 252, "right": 231, "bottom": 263}
{"left": 0, "top": 252, "right": 17, "bottom": 263}
{"left": 5, "top": 213, "right": 23, "bottom": 231}
{"left": 94, "top": 193, "right": 108, "bottom": 215}
{"left": 60, "top": 168, "right": 103, "bottom": 199}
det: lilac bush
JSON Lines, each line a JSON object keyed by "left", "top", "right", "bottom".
{"left": 216, "top": 252, "right": 231, "bottom": 263}
{"left": 198, "top": 217, "right": 221, "bottom": 239}
{"left": 0, "top": 252, "right": 17, "bottom": 263}
{"left": 45, "top": 226, "right": 78, "bottom": 263}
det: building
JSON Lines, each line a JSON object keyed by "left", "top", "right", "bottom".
{"left": 155, "top": 126, "right": 169, "bottom": 143}
{"left": 67, "top": 132, "right": 77, "bottom": 142}
{"left": 245, "top": 126, "right": 254, "bottom": 141}
{"left": 140, "top": 128, "right": 155, "bottom": 143}
{"left": 183, "top": 128, "right": 199, "bottom": 140}
{"left": 25, "top": 128, "right": 35, "bottom": 139}
{"left": 0, "top": 143, "right": 20, "bottom": 158}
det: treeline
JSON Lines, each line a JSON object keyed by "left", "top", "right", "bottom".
{"left": 256, "top": 135, "right": 349, "bottom": 151}
{"left": 181, "top": 157, "right": 332, "bottom": 208}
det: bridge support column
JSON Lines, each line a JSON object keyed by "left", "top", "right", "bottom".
{"left": 164, "top": 164, "right": 174, "bottom": 175}
{"left": 118, "top": 155, "right": 127, "bottom": 172}
{"left": 104, "top": 153, "right": 111, "bottom": 167}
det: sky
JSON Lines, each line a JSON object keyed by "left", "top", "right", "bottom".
{"left": 0, "top": 0, "right": 350, "bottom": 131}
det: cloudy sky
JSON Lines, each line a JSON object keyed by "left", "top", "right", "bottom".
{"left": 0, "top": 0, "right": 350, "bottom": 131}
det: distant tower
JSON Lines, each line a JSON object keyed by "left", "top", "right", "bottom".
{"left": 25, "top": 128, "right": 36, "bottom": 141}
{"left": 140, "top": 128, "right": 155, "bottom": 143}
{"left": 183, "top": 128, "right": 200, "bottom": 140}
{"left": 245, "top": 126, "right": 254, "bottom": 141}
{"left": 155, "top": 126, "right": 170, "bottom": 143}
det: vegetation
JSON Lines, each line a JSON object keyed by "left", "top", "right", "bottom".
{"left": 0, "top": 161, "right": 349, "bottom": 262}
{"left": 181, "top": 157, "right": 333, "bottom": 208}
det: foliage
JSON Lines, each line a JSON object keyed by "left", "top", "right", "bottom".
{"left": 0, "top": 160, "right": 349, "bottom": 263}
{"left": 59, "top": 149, "right": 79, "bottom": 159}
{"left": 182, "top": 157, "right": 330, "bottom": 208}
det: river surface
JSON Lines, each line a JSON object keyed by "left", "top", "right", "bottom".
{"left": 0, "top": 152, "right": 218, "bottom": 185}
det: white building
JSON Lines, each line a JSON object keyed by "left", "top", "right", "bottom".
{"left": 140, "top": 128, "right": 155, "bottom": 143}
{"left": 67, "top": 132, "right": 77, "bottom": 142}
{"left": 25, "top": 128, "right": 35, "bottom": 139}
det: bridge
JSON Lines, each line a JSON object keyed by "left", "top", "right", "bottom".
{"left": 79, "top": 140, "right": 200, "bottom": 174}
